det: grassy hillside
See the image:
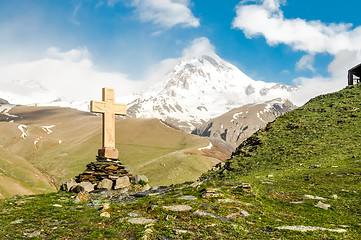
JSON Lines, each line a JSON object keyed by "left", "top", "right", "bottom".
{"left": 0, "top": 106, "right": 222, "bottom": 198}
{"left": 203, "top": 84, "right": 361, "bottom": 179}
{"left": 199, "top": 84, "right": 361, "bottom": 238}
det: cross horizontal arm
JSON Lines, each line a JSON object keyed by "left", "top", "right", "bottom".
{"left": 113, "top": 103, "right": 127, "bottom": 115}
{"left": 91, "top": 101, "right": 106, "bottom": 113}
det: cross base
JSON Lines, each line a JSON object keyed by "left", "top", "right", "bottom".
{"left": 98, "top": 147, "right": 119, "bottom": 159}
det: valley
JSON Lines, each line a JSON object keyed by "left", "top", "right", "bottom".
{"left": 0, "top": 105, "right": 227, "bottom": 198}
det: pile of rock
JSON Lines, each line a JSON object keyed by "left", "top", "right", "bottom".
{"left": 76, "top": 156, "right": 130, "bottom": 183}
{"left": 60, "top": 156, "right": 150, "bottom": 193}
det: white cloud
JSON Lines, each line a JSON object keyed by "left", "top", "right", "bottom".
{"left": 296, "top": 54, "right": 315, "bottom": 73}
{"left": 0, "top": 38, "right": 216, "bottom": 106}
{"left": 233, "top": 0, "right": 361, "bottom": 55}
{"left": 233, "top": 0, "right": 361, "bottom": 105}
{"left": 129, "top": 0, "right": 200, "bottom": 28}
{"left": 0, "top": 48, "right": 142, "bottom": 105}
{"left": 182, "top": 37, "right": 215, "bottom": 57}
{"left": 46, "top": 47, "right": 91, "bottom": 62}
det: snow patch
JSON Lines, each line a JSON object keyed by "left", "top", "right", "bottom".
{"left": 0, "top": 104, "right": 18, "bottom": 119}
{"left": 276, "top": 225, "right": 346, "bottom": 233}
{"left": 0, "top": 104, "right": 14, "bottom": 114}
{"left": 257, "top": 113, "right": 266, "bottom": 123}
{"left": 42, "top": 125, "right": 55, "bottom": 134}
{"left": 34, "top": 136, "right": 42, "bottom": 148}
{"left": 198, "top": 142, "right": 213, "bottom": 151}
{"left": 3, "top": 112, "right": 18, "bottom": 118}
{"left": 58, "top": 140, "right": 63, "bottom": 144}
{"left": 232, "top": 112, "right": 243, "bottom": 120}
{"left": 17, "top": 124, "right": 28, "bottom": 139}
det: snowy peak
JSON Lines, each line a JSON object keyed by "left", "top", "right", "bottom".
{"left": 128, "top": 54, "right": 297, "bottom": 132}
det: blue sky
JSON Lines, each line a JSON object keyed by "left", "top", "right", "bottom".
{"left": 1, "top": 0, "right": 361, "bottom": 104}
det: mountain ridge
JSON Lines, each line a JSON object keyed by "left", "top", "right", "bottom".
{"left": 192, "top": 98, "right": 296, "bottom": 150}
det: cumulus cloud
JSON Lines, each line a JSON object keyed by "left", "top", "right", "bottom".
{"left": 182, "top": 37, "right": 216, "bottom": 57}
{"left": 233, "top": 0, "right": 361, "bottom": 105}
{"left": 296, "top": 54, "right": 315, "bottom": 73}
{"left": 0, "top": 38, "right": 216, "bottom": 106}
{"left": 0, "top": 47, "right": 142, "bottom": 105}
{"left": 233, "top": 0, "right": 361, "bottom": 55}
{"left": 129, "top": 0, "right": 200, "bottom": 28}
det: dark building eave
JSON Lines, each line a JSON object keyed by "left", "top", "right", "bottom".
{"left": 348, "top": 63, "right": 361, "bottom": 85}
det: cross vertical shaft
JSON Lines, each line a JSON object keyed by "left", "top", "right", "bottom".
{"left": 91, "top": 88, "right": 126, "bottom": 159}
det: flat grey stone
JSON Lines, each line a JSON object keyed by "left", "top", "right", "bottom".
{"left": 192, "top": 210, "right": 231, "bottom": 222}
{"left": 125, "top": 217, "right": 157, "bottom": 224}
{"left": 163, "top": 205, "right": 192, "bottom": 212}
{"left": 240, "top": 210, "right": 251, "bottom": 217}
{"left": 178, "top": 195, "right": 197, "bottom": 200}
{"left": 128, "top": 212, "right": 141, "bottom": 217}
{"left": 217, "top": 198, "right": 238, "bottom": 203}
{"left": 276, "top": 225, "right": 346, "bottom": 232}
{"left": 304, "top": 194, "right": 325, "bottom": 200}
{"left": 11, "top": 219, "right": 23, "bottom": 224}
{"left": 23, "top": 230, "right": 41, "bottom": 237}
{"left": 315, "top": 201, "right": 331, "bottom": 210}
{"left": 173, "top": 229, "right": 193, "bottom": 235}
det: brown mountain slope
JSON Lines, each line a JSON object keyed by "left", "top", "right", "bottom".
{"left": 0, "top": 105, "right": 225, "bottom": 198}
{"left": 192, "top": 99, "right": 296, "bottom": 150}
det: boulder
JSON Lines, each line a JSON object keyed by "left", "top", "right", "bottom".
{"left": 74, "top": 192, "right": 89, "bottom": 203}
{"left": 70, "top": 185, "right": 85, "bottom": 193}
{"left": 114, "top": 176, "right": 131, "bottom": 190}
{"left": 97, "top": 179, "right": 113, "bottom": 190}
{"left": 141, "top": 184, "right": 151, "bottom": 191}
{"left": 60, "top": 178, "right": 77, "bottom": 192}
{"left": 79, "top": 181, "right": 95, "bottom": 192}
{"left": 131, "top": 175, "right": 149, "bottom": 184}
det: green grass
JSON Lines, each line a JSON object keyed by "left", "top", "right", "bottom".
{"left": 0, "top": 176, "right": 359, "bottom": 239}
{"left": 204, "top": 84, "right": 361, "bottom": 179}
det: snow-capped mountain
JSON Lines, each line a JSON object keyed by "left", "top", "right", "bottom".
{"left": 127, "top": 53, "right": 297, "bottom": 132}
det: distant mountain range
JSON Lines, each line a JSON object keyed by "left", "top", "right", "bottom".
{"left": 127, "top": 53, "right": 297, "bottom": 132}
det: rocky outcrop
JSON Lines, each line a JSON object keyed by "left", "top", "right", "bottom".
{"left": 0, "top": 98, "right": 9, "bottom": 105}
{"left": 192, "top": 98, "right": 297, "bottom": 150}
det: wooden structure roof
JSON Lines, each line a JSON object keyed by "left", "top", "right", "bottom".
{"left": 348, "top": 63, "right": 361, "bottom": 85}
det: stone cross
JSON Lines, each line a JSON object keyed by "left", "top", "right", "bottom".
{"left": 91, "top": 88, "right": 126, "bottom": 159}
